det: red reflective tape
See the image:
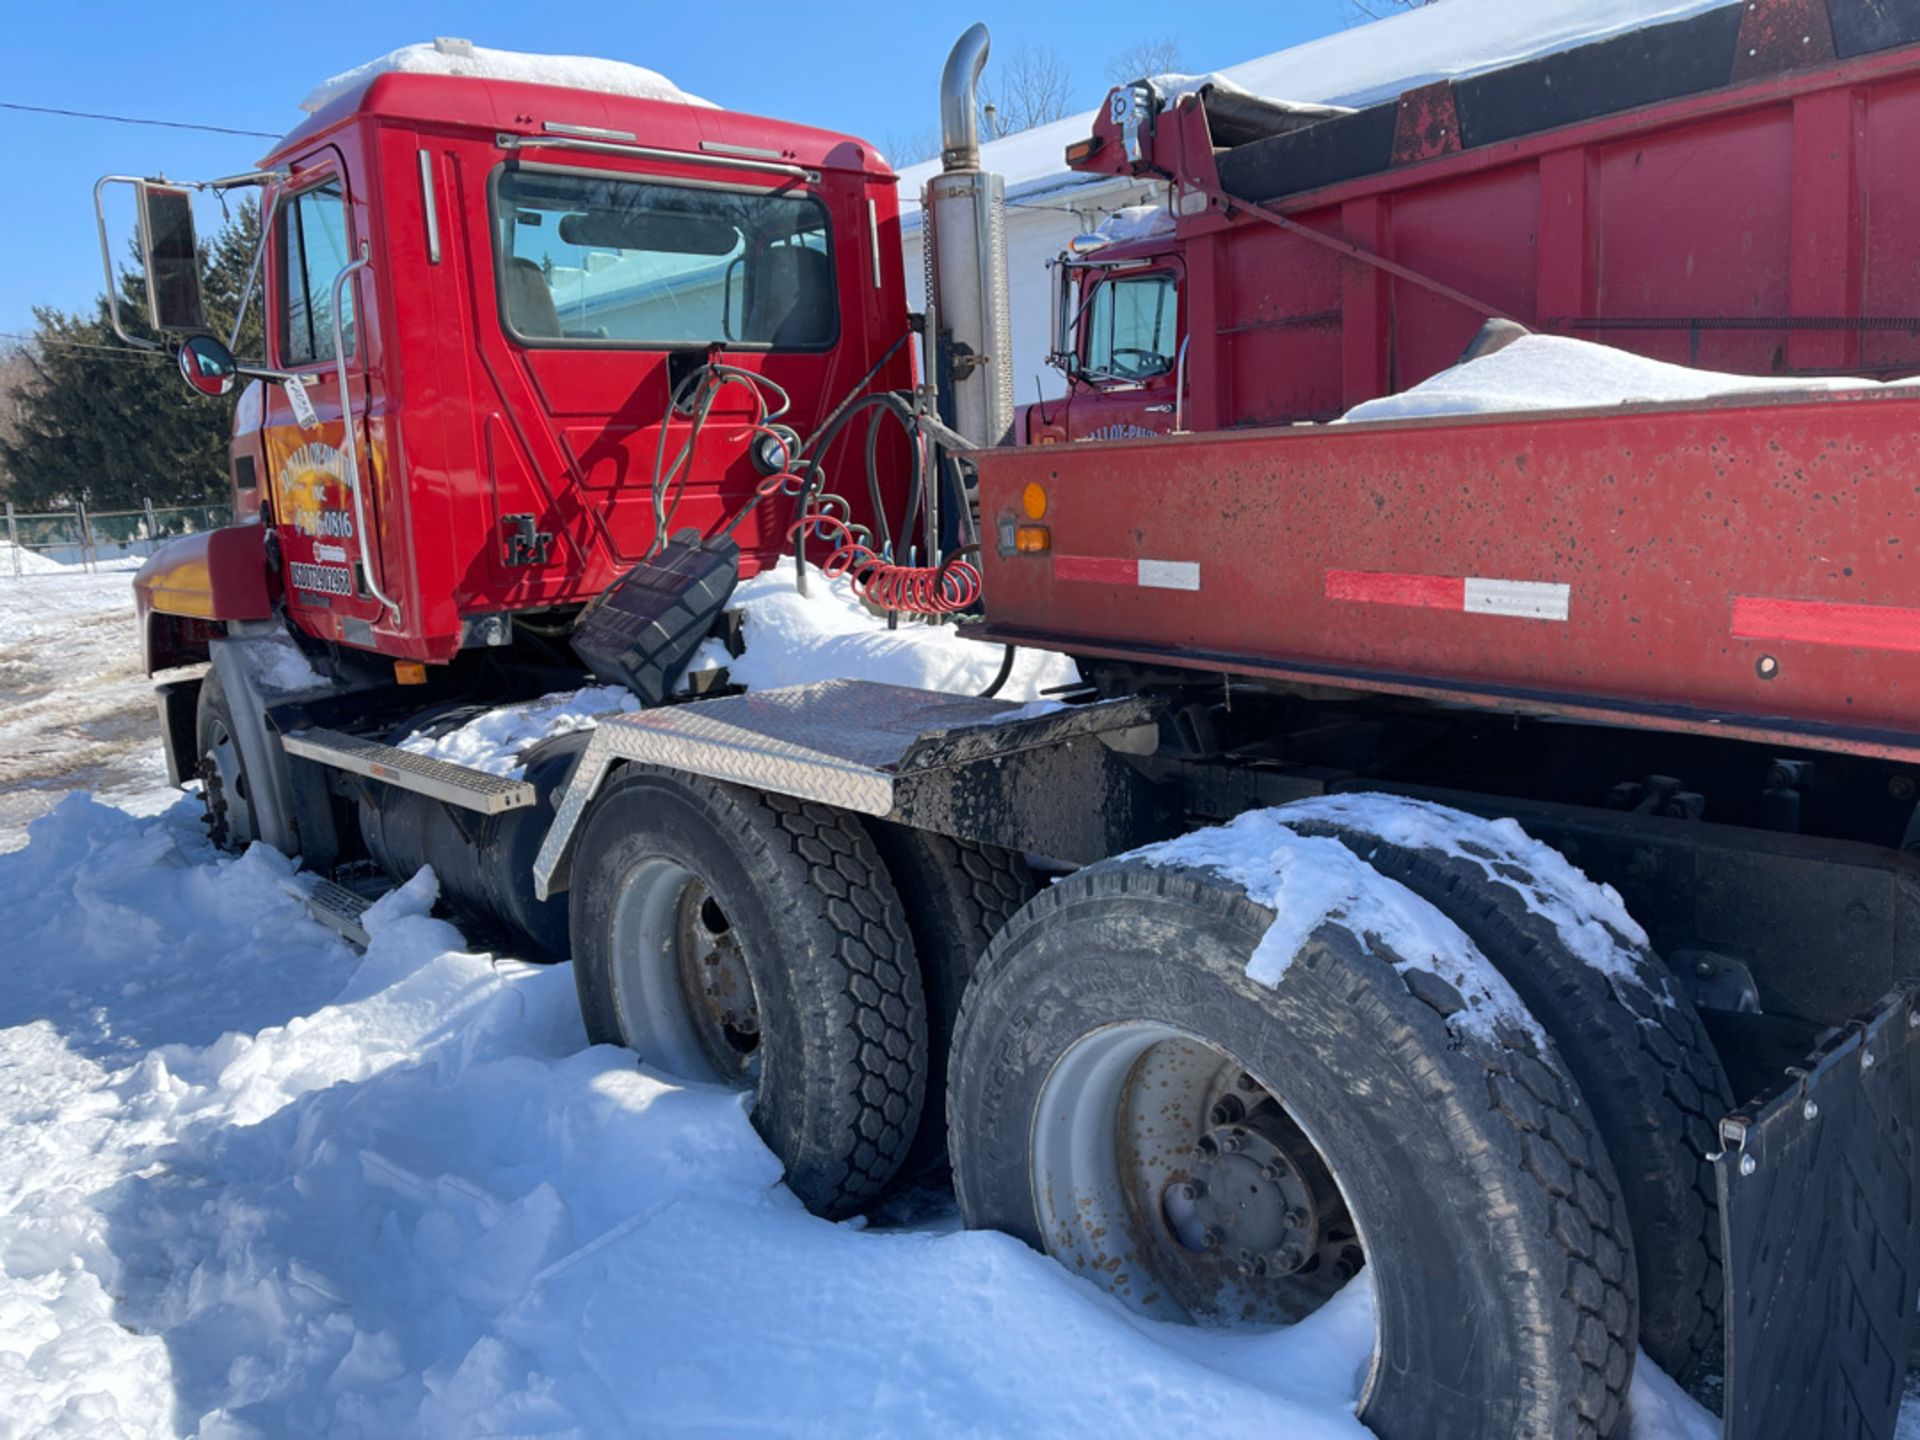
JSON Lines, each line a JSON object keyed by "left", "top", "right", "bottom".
{"left": 1054, "top": 555, "right": 1138, "bottom": 585}
{"left": 1325, "top": 569, "right": 1466, "bottom": 610}
{"left": 1732, "top": 595, "right": 1920, "bottom": 654}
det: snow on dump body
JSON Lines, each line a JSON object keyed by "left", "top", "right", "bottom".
{"left": 897, "top": 0, "right": 1736, "bottom": 208}
{"left": 1135, "top": 809, "right": 1548, "bottom": 1049}
{"left": 1341, "top": 334, "right": 1919, "bottom": 422}
{"left": 300, "top": 38, "right": 716, "bottom": 114}
{"left": 395, "top": 559, "right": 1079, "bottom": 778}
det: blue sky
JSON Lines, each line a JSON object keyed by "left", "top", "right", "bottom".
{"left": 0, "top": 0, "right": 1362, "bottom": 341}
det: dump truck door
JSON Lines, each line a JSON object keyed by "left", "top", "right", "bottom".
{"left": 259, "top": 146, "right": 391, "bottom": 647}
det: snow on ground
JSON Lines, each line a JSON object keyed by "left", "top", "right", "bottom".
{"left": 1341, "top": 334, "right": 1917, "bottom": 423}
{"left": 0, "top": 548, "right": 170, "bottom": 854}
{"left": 0, "top": 550, "right": 1730, "bottom": 1437}
{"left": 399, "top": 558, "right": 1079, "bottom": 779}
{"left": 0, "top": 794, "right": 1723, "bottom": 1439}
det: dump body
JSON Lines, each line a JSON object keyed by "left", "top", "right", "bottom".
{"left": 981, "top": 384, "right": 1920, "bottom": 763}
{"left": 1035, "top": 0, "right": 1920, "bottom": 443}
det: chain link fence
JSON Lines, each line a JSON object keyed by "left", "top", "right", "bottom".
{"left": 2, "top": 500, "right": 234, "bottom": 577}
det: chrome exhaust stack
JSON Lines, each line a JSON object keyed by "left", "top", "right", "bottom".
{"left": 926, "top": 23, "right": 1014, "bottom": 448}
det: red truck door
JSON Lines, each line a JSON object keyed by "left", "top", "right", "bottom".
{"left": 1057, "top": 261, "right": 1183, "bottom": 442}
{"left": 258, "top": 148, "right": 393, "bottom": 648}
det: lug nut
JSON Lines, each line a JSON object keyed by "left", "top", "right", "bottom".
{"left": 1210, "top": 1095, "right": 1246, "bottom": 1126}
{"left": 1273, "top": 1246, "right": 1302, "bottom": 1272}
{"left": 1260, "top": 1163, "right": 1284, "bottom": 1184}
{"left": 1221, "top": 1130, "right": 1246, "bottom": 1153}
{"left": 1284, "top": 1207, "right": 1309, "bottom": 1228}
{"left": 1235, "top": 1073, "right": 1258, "bottom": 1092}
{"left": 1196, "top": 1135, "right": 1218, "bottom": 1157}
{"left": 1203, "top": 1224, "right": 1226, "bottom": 1249}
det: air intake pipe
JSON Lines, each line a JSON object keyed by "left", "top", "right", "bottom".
{"left": 927, "top": 23, "right": 1014, "bottom": 449}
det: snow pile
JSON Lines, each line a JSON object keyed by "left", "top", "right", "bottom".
{"left": 400, "top": 684, "right": 638, "bottom": 778}
{"left": 1276, "top": 794, "right": 1669, "bottom": 1000}
{"left": 301, "top": 38, "right": 715, "bottom": 115}
{"left": 899, "top": 0, "right": 1735, "bottom": 209}
{"left": 397, "top": 558, "right": 1079, "bottom": 779}
{"left": 1342, "top": 334, "right": 1912, "bottom": 422}
{"left": 1135, "top": 808, "right": 1547, "bottom": 1047}
{"left": 0, "top": 792, "right": 1725, "bottom": 1438}
{"left": 0, "top": 560, "right": 167, "bottom": 852}
{"left": 721, "top": 558, "right": 1077, "bottom": 696}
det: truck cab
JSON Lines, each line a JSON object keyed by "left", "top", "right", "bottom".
{"left": 1024, "top": 220, "right": 1184, "bottom": 446}
{"left": 130, "top": 54, "right": 913, "bottom": 671}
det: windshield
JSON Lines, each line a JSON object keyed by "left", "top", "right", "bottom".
{"left": 492, "top": 169, "right": 837, "bottom": 350}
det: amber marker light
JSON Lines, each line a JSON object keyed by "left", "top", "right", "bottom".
{"left": 1014, "top": 526, "right": 1051, "bottom": 553}
{"left": 1022, "top": 482, "right": 1049, "bottom": 520}
{"left": 395, "top": 661, "right": 428, "bottom": 685}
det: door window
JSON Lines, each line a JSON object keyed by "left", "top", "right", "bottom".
{"left": 1081, "top": 273, "right": 1177, "bottom": 382}
{"left": 278, "top": 180, "right": 356, "bottom": 367}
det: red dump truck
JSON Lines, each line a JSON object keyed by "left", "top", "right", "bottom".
{"left": 103, "top": 5, "right": 1919, "bottom": 1437}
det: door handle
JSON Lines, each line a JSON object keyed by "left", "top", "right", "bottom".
{"left": 1145, "top": 403, "right": 1174, "bottom": 413}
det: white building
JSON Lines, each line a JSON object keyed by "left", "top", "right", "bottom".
{"left": 894, "top": 0, "right": 1727, "bottom": 406}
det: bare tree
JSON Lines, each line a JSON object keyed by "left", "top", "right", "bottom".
{"left": 1107, "top": 36, "right": 1186, "bottom": 85}
{"left": 878, "top": 127, "right": 941, "bottom": 168}
{"left": 1343, "top": 0, "right": 1443, "bottom": 23}
{"left": 979, "top": 43, "right": 1075, "bottom": 137}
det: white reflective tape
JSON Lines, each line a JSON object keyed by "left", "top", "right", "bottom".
{"left": 1462, "top": 577, "right": 1570, "bottom": 622}
{"left": 1138, "top": 559, "right": 1200, "bottom": 591}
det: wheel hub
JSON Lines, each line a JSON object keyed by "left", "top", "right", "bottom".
{"left": 1161, "top": 1116, "right": 1325, "bottom": 1277}
{"left": 674, "top": 885, "right": 760, "bottom": 1083}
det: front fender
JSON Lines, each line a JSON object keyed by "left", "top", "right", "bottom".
{"left": 133, "top": 525, "right": 274, "bottom": 674}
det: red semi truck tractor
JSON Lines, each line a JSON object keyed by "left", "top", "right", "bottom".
{"left": 107, "top": 8, "right": 1917, "bottom": 1438}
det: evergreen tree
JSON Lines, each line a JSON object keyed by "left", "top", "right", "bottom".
{"left": 0, "top": 199, "right": 261, "bottom": 512}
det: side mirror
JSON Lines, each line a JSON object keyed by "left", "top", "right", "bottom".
{"left": 176, "top": 334, "right": 237, "bottom": 397}
{"left": 136, "top": 181, "right": 207, "bottom": 333}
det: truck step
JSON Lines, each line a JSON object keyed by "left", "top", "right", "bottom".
{"left": 281, "top": 875, "right": 384, "bottom": 948}
{"left": 282, "top": 727, "right": 537, "bottom": 814}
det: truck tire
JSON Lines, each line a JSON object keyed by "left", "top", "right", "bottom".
{"left": 949, "top": 853, "right": 1637, "bottom": 1440}
{"left": 570, "top": 766, "right": 927, "bottom": 1217}
{"left": 195, "top": 668, "right": 257, "bottom": 851}
{"left": 865, "top": 823, "right": 1035, "bottom": 1183}
{"left": 1277, "top": 795, "right": 1732, "bottom": 1386}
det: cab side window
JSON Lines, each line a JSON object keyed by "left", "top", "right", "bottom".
{"left": 279, "top": 180, "right": 356, "bottom": 366}
{"left": 1082, "top": 273, "right": 1176, "bottom": 382}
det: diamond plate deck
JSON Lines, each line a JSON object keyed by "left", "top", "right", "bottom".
{"left": 283, "top": 727, "right": 537, "bottom": 814}
{"left": 531, "top": 680, "right": 1159, "bottom": 898}
{"left": 1716, "top": 983, "right": 1920, "bottom": 1440}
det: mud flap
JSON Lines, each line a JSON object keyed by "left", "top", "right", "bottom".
{"left": 1716, "top": 983, "right": 1920, "bottom": 1440}
{"left": 571, "top": 533, "right": 739, "bottom": 706}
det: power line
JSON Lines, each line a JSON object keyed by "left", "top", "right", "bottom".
{"left": 0, "top": 100, "right": 279, "bottom": 140}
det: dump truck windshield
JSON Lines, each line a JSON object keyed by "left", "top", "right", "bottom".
{"left": 492, "top": 168, "right": 837, "bottom": 350}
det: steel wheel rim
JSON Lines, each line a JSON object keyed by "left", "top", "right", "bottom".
{"left": 1029, "top": 1023, "right": 1372, "bottom": 1342}
{"left": 201, "top": 715, "right": 257, "bottom": 849}
{"left": 609, "top": 856, "right": 762, "bottom": 1088}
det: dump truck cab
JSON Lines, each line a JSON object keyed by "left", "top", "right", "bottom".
{"left": 132, "top": 56, "right": 913, "bottom": 669}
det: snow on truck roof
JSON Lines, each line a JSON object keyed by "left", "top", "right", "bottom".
{"left": 895, "top": 0, "right": 1735, "bottom": 212}
{"left": 300, "top": 38, "right": 715, "bottom": 115}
